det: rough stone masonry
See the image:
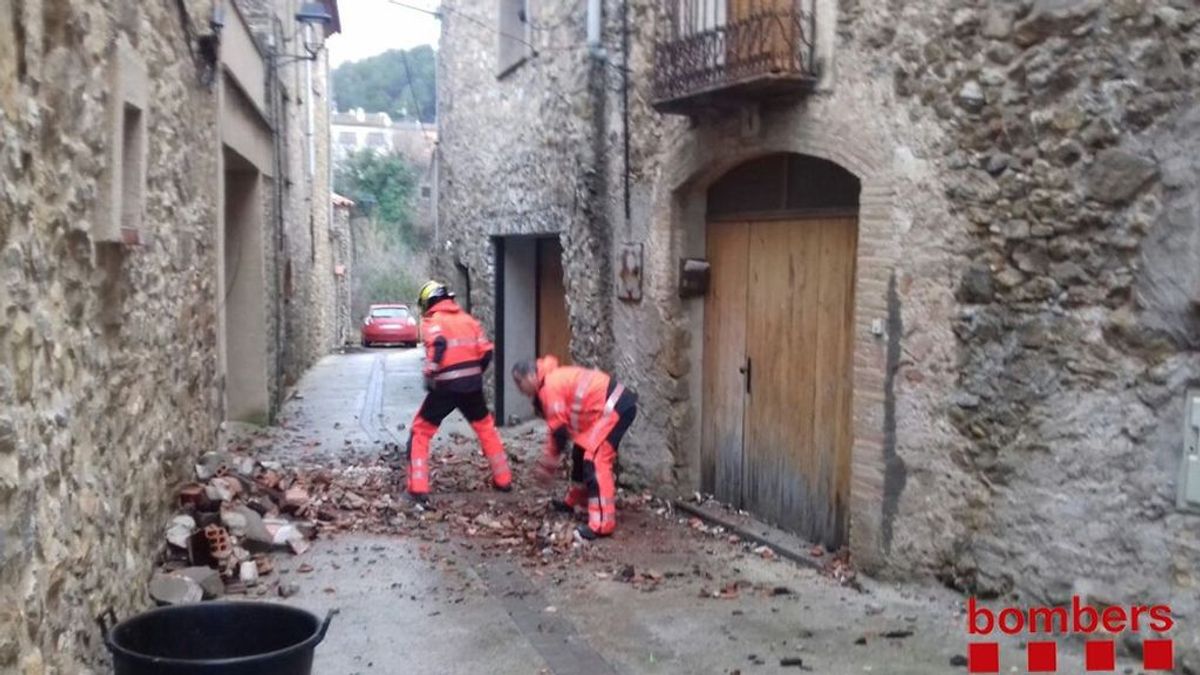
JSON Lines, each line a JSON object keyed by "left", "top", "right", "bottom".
{"left": 436, "top": 0, "right": 1200, "bottom": 667}
{"left": 0, "top": 2, "right": 221, "bottom": 671}
{"left": 0, "top": 0, "right": 345, "bottom": 671}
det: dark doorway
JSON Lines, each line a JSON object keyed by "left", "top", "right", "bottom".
{"left": 493, "top": 235, "right": 572, "bottom": 425}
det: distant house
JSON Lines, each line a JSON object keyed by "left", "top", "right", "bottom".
{"left": 332, "top": 108, "right": 437, "bottom": 162}
{"left": 332, "top": 107, "right": 437, "bottom": 232}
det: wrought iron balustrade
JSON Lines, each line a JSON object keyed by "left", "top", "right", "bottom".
{"left": 653, "top": 0, "right": 817, "bottom": 114}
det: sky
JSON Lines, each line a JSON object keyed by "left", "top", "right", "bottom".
{"left": 327, "top": 0, "right": 442, "bottom": 68}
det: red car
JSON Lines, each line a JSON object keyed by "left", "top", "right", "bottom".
{"left": 361, "top": 304, "right": 419, "bottom": 347}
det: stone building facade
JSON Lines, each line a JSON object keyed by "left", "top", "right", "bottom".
{"left": 436, "top": 0, "right": 1200, "bottom": 664}
{"left": 239, "top": 0, "right": 344, "bottom": 389}
{"left": 0, "top": 0, "right": 344, "bottom": 670}
{"left": 332, "top": 193, "right": 356, "bottom": 345}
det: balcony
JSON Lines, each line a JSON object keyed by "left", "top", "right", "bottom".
{"left": 653, "top": 0, "right": 818, "bottom": 116}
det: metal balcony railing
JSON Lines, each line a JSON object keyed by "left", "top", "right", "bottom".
{"left": 653, "top": 0, "right": 817, "bottom": 114}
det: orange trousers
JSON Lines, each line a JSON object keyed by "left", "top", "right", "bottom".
{"left": 407, "top": 389, "right": 510, "bottom": 495}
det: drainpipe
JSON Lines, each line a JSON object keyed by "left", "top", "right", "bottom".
{"left": 587, "top": 0, "right": 604, "bottom": 57}
{"left": 621, "top": 0, "right": 630, "bottom": 231}
{"left": 305, "top": 24, "right": 315, "bottom": 177}
{"left": 325, "top": 49, "right": 333, "bottom": 233}
{"left": 268, "top": 17, "right": 287, "bottom": 420}
{"left": 585, "top": 0, "right": 615, "bottom": 369}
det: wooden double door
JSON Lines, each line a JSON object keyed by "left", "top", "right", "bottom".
{"left": 702, "top": 216, "right": 857, "bottom": 549}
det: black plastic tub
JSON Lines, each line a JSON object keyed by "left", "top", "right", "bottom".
{"left": 99, "top": 602, "right": 332, "bottom": 675}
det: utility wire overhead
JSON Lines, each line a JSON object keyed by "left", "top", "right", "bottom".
{"left": 385, "top": 0, "right": 628, "bottom": 63}
{"left": 398, "top": 46, "right": 435, "bottom": 141}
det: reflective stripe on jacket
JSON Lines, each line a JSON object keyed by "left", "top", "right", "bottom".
{"left": 421, "top": 301, "right": 493, "bottom": 391}
{"left": 536, "top": 360, "right": 625, "bottom": 455}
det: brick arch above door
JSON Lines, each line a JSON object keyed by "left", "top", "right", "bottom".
{"left": 650, "top": 123, "right": 899, "bottom": 572}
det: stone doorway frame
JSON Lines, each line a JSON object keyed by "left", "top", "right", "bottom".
{"left": 655, "top": 120, "right": 896, "bottom": 570}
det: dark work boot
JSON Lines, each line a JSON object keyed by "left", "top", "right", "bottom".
{"left": 550, "top": 499, "right": 574, "bottom": 514}
{"left": 574, "top": 525, "right": 598, "bottom": 541}
{"left": 409, "top": 493, "right": 434, "bottom": 511}
{"left": 493, "top": 481, "right": 512, "bottom": 493}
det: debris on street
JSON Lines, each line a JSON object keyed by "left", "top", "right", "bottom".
{"left": 154, "top": 418, "right": 864, "bottom": 632}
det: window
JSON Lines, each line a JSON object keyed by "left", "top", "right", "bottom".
{"left": 337, "top": 131, "right": 357, "bottom": 146}
{"left": 119, "top": 102, "right": 146, "bottom": 244}
{"left": 366, "top": 132, "right": 387, "bottom": 148}
{"left": 497, "top": 0, "right": 531, "bottom": 77}
{"left": 99, "top": 38, "right": 148, "bottom": 245}
{"left": 421, "top": 186, "right": 431, "bottom": 198}
{"left": 370, "top": 307, "right": 410, "bottom": 319}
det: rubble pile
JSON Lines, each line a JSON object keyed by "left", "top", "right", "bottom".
{"left": 404, "top": 489, "right": 665, "bottom": 571}
{"left": 821, "top": 548, "right": 860, "bottom": 591}
{"left": 152, "top": 450, "right": 325, "bottom": 602}
{"left": 153, "top": 421, "right": 856, "bottom": 606}
{"left": 152, "top": 441, "right": 673, "bottom": 602}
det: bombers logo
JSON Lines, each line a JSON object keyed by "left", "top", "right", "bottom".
{"left": 966, "top": 597, "right": 1175, "bottom": 673}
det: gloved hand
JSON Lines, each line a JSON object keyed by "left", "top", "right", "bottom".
{"left": 423, "top": 376, "right": 435, "bottom": 393}
{"left": 534, "top": 455, "right": 558, "bottom": 486}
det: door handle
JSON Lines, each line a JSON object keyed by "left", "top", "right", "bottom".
{"left": 739, "top": 358, "right": 752, "bottom": 394}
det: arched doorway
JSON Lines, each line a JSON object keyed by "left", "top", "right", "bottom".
{"left": 702, "top": 153, "right": 861, "bottom": 549}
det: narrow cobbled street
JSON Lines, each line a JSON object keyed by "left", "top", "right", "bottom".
{"left": 213, "top": 348, "right": 1131, "bottom": 675}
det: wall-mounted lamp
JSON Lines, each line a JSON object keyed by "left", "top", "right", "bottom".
{"left": 295, "top": 2, "right": 334, "bottom": 59}
{"left": 269, "top": 2, "right": 334, "bottom": 66}
{"left": 210, "top": 3, "right": 226, "bottom": 32}
{"left": 194, "top": 1, "right": 225, "bottom": 86}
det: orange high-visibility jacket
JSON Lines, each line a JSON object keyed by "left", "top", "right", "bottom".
{"left": 535, "top": 356, "right": 623, "bottom": 456}
{"left": 421, "top": 300, "right": 493, "bottom": 391}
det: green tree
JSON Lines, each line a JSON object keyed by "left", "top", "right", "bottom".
{"left": 332, "top": 45, "right": 436, "bottom": 122}
{"left": 334, "top": 149, "right": 418, "bottom": 243}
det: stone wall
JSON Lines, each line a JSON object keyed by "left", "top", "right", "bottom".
{"left": 435, "top": 0, "right": 615, "bottom": 379}
{"left": 0, "top": 1, "right": 221, "bottom": 671}
{"left": 438, "top": 2, "right": 1200, "bottom": 662}
{"left": 332, "top": 201, "right": 355, "bottom": 344}
{"left": 283, "top": 37, "right": 339, "bottom": 384}
{"left": 878, "top": 0, "right": 1200, "bottom": 657}
{"left": 241, "top": 0, "right": 342, "bottom": 391}
{"left": 0, "top": 0, "right": 344, "bottom": 669}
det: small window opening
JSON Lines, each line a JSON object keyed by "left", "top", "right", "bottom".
{"left": 119, "top": 103, "right": 146, "bottom": 243}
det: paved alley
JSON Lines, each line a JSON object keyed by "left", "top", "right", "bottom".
{"left": 219, "top": 349, "right": 1140, "bottom": 675}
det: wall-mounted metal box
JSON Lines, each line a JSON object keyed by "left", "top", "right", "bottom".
{"left": 1178, "top": 389, "right": 1200, "bottom": 512}
{"left": 617, "top": 243, "right": 643, "bottom": 302}
{"left": 679, "top": 258, "right": 710, "bottom": 299}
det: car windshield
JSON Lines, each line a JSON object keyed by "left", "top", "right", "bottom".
{"left": 370, "top": 307, "right": 409, "bottom": 319}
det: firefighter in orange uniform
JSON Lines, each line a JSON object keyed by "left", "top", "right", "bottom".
{"left": 512, "top": 356, "right": 638, "bottom": 540}
{"left": 406, "top": 281, "right": 511, "bottom": 506}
